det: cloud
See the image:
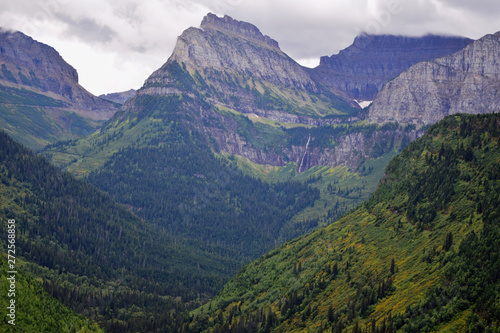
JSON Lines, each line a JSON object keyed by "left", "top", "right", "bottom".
{"left": 0, "top": 0, "right": 499, "bottom": 94}
{"left": 438, "top": 0, "right": 500, "bottom": 18}
{"left": 56, "top": 15, "right": 117, "bottom": 44}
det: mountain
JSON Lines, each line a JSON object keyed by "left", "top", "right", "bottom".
{"left": 44, "top": 13, "right": 419, "bottom": 253}
{"left": 5, "top": 13, "right": 500, "bottom": 333}
{"left": 311, "top": 34, "right": 473, "bottom": 102}
{"left": 368, "top": 31, "right": 500, "bottom": 126}
{"left": 99, "top": 89, "right": 137, "bottom": 104}
{"left": 38, "top": 18, "right": 499, "bottom": 333}
{"left": 138, "top": 13, "right": 358, "bottom": 121}
{"left": 0, "top": 28, "right": 118, "bottom": 149}
{"left": 187, "top": 112, "right": 500, "bottom": 333}
{"left": 113, "top": 13, "right": 418, "bottom": 173}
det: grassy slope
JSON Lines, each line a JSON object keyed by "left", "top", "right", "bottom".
{"left": 189, "top": 113, "right": 500, "bottom": 332}
{"left": 0, "top": 85, "right": 100, "bottom": 150}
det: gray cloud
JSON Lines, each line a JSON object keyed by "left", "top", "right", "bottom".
{"left": 56, "top": 14, "right": 117, "bottom": 44}
{"left": 0, "top": 0, "right": 499, "bottom": 94}
{"left": 438, "top": 0, "right": 500, "bottom": 18}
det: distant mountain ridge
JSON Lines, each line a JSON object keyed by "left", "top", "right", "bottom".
{"left": 0, "top": 28, "right": 117, "bottom": 118}
{"left": 368, "top": 31, "right": 500, "bottom": 126}
{"left": 311, "top": 33, "right": 473, "bottom": 101}
{"left": 0, "top": 28, "right": 118, "bottom": 149}
{"left": 99, "top": 89, "right": 136, "bottom": 104}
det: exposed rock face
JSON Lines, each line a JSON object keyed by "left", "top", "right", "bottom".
{"left": 368, "top": 32, "right": 500, "bottom": 126}
{"left": 165, "top": 13, "right": 316, "bottom": 90}
{"left": 194, "top": 109, "right": 421, "bottom": 171}
{"left": 312, "top": 34, "right": 473, "bottom": 101}
{"left": 134, "top": 13, "right": 357, "bottom": 122}
{"left": 0, "top": 28, "right": 117, "bottom": 120}
{"left": 123, "top": 13, "right": 422, "bottom": 173}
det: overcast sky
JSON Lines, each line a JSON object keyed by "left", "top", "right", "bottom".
{"left": 1, "top": 0, "right": 499, "bottom": 95}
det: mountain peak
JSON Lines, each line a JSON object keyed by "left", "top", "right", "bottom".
{"left": 313, "top": 33, "right": 473, "bottom": 100}
{"left": 0, "top": 28, "right": 79, "bottom": 83}
{"left": 144, "top": 13, "right": 319, "bottom": 98}
{"left": 367, "top": 31, "right": 500, "bottom": 126}
{"left": 200, "top": 13, "right": 279, "bottom": 49}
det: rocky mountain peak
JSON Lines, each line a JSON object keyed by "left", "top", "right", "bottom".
{"left": 367, "top": 31, "right": 500, "bottom": 126}
{"left": 165, "top": 13, "right": 285, "bottom": 69}
{"left": 312, "top": 33, "right": 473, "bottom": 101}
{"left": 200, "top": 13, "right": 279, "bottom": 49}
{"left": 142, "top": 13, "right": 319, "bottom": 98}
{"left": 0, "top": 28, "right": 117, "bottom": 118}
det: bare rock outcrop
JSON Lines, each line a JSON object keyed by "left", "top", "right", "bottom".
{"left": 368, "top": 32, "right": 500, "bottom": 126}
{"left": 0, "top": 28, "right": 117, "bottom": 120}
{"left": 312, "top": 34, "right": 473, "bottom": 101}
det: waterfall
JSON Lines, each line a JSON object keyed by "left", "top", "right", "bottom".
{"left": 298, "top": 134, "right": 311, "bottom": 173}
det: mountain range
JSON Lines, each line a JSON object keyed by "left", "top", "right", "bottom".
{"left": 368, "top": 31, "right": 500, "bottom": 126}
{"left": 311, "top": 33, "right": 473, "bottom": 102}
{"left": 0, "top": 12, "right": 499, "bottom": 333}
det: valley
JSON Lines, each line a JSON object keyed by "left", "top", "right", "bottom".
{"left": 0, "top": 11, "right": 499, "bottom": 333}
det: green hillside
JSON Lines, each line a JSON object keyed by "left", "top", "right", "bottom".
{"left": 44, "top": 94, "right": 320, "bottom": 268}
{"left": 0, "top": 130, "right": 246, "bottom": 332}
{"left": 186, "top": 113, "right": 500, "bottom": 332}
{"left": 0, "top": 256, "right": 103, "bottom": 332}
{"left": 0, "top": 85, "right": 99, "bottom": 150}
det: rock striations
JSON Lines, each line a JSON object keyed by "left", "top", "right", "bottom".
{"left": 120, "top": 14, "right": 421, "bottom": 173}
{"left": 368, "top": 31, "right": 500, "bottom": 126}
{"left": 0, "top": 28, "right": 117, "bottom": 119}
{"left": 158, "top": 13, "right": 316, "bottom": 91}
{"left": 312, "top": 34, "right": 473, "bottom": 101}
{"left": 134, "top": 13, "right": 357, "bottom": 121}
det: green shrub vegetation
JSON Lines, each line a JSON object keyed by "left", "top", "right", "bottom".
{"left": 185, "top": 113, "right": 500, "bottom": 332}
{"left": 0, "top": 85, "right": 98, "bottom": 150}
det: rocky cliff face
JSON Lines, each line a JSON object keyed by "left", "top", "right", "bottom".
{"left": 166, "top": 13, "right": 316, "bottom": 90}
{"left": 368, "top": 31, "right": 500, "bottom": 126}
{"left": 134, "top": 13, "right": 357, "bottom": 122}
{"left": 207, "top": 123, "right": 421, "bottom": 171}
{"left": 0, "top": 28, "right": 117, "bottom": 120}
{"left": 187, "top": 106, "right": 421, "bottom": 172}
{"left": 120, "top": 14, "right": 422, "bottom": 173}
{"left": 312, "top": 34, "right": 473, "bottom": 101}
